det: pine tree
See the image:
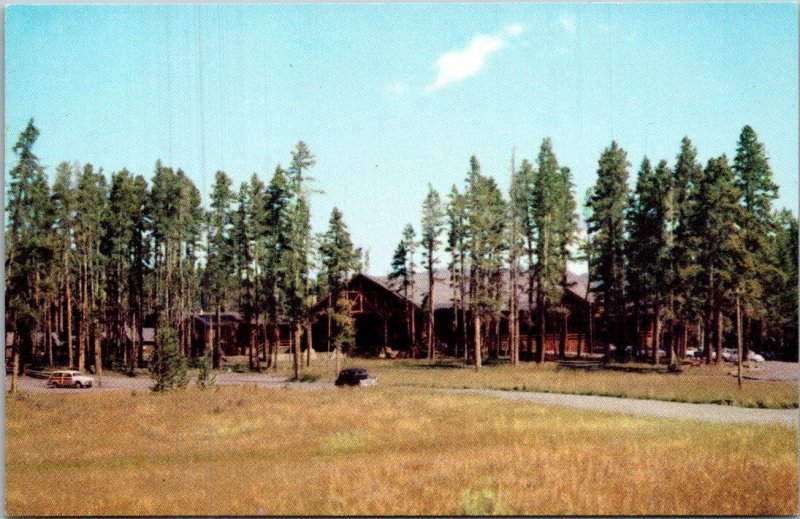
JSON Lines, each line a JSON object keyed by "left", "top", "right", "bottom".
{"left": 733, "top": 125, "right": 779, "bottom": 354}
{"left": 420, "top": 184, "right": 445, "bottom": 359}
{"left": 247, "top": 173, "right": 268, "bottom": 370}
{"left": 231, "top": 182, "right": 255, "bottom": 369}
{"left": 686, "top": 156, "right": 747, "bottom": 367}
{"left": 763, "top": 210, "right": 798, "bottom": 357}
{"left": 446, "top": 186, "right": 469, "bottom": 358}
{"left": 51, "top": 162, "right": 77, "bottom": 369}
{"left": 586, "top": 141, "right": 630, "bottom": 353}
{"left": 554, "top": 165, "right": 578, "bottom": 359}
{"left": 205, "top": 170, "right": 234, "bottom": 368}
{"left": 74, "top": 164, "right": 109, "bottom": 382}
{"left": 331, "top": 295, "right": 356, "bottom": 375}
{"left": 671, "top": 137, "right": 703, "bottom": 359}
{"left": 389, "top": 224, "right": 418, "bottom": 355}
{"left": 626, "top": 158, "right": 674, "bottom": 364}
{"left": 5, "top": 119, "right": 56, "bottom": 390}
{"left": 517, "top": 159, "right": 537, "bottom": 357}
{"left": 530, "top": 139, "right": 575, "bottom": 362}
{"left": 150, "top": 323, "right": 188, "bottom": 392}
{"left": 464, "top": 156, "right": 506, "bottom": 370}
{"left": 319, "top": 207, "right": 361, "bottom": 356}
{"left": 104, "top": 169, "right": 149, "bottom": 372}
{"left": 286, "top": 142, "right": 316, "bottom": 379}
{"left": 264, "top": 166, "right": 292, "bottom": 370}
{"left": 507, "top": 153, "right": 526, "bottom": 365}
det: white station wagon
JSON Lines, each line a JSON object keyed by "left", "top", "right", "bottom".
{"left": 47, "top": 370, "right": 94, "bottom": 389}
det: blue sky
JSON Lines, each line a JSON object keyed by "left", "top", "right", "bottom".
{"left": 6, "top": 3, "right": 798, "bottom": 275}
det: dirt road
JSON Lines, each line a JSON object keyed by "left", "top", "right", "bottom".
{"left": 430, "top": 388, "right": 798, "bottom": 427}
{"left": 4, "top": 372, "right": 330, "bottom": 393}
{"left": 7, "top": 370, "right": 797, "bottom": 426}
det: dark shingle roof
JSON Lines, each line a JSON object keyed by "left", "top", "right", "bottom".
{"left": 367, "top": 269, "right": 591, "bottom": 311}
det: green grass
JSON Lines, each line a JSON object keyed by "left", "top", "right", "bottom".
{"left": 6, "top": 386, "right": 796, "bottom": 515}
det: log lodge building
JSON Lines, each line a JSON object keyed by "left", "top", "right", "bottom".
{"left": 11, "top": 269, "right": 659, "bottom": 367}
{"left": 308, "top": 269, "right": 606, "bottom": 359}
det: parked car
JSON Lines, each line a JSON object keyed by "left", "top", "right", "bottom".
{"left": 760, "top": 351, "right": 775, "bottom": 361}
{"left": 685, "top": 347, "right": 698, "bottom": 358}
{"left": 722, "top": 349, "right": 737, "bottom": 362}
{"left": 47, "top": 370, "right": 94, "bottom": 389}
{"left": 335, "top": 368, "right": 377, "bottom": 387}
{"left": 748, "top": 352, "right": 765, "bottom": 363}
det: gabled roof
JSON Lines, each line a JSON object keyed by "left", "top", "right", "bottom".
{"left": 191, "top": 312, "right": 243, "bottom": 326}
{"left": 125, "top": 327, "right": 156, "bottom": 343}
{"left": 368, "top": 269, "right": 591, "bottom": 312}
{"left": 312, "top": 269, "right": 591, "bottom": 314}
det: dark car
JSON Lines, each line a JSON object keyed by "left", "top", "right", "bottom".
{"left": 335, "top": 368, "right": 378, "bottom": 387}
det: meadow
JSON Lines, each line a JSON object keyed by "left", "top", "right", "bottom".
{"left": 6, "top": 385, "right": 797, "bottom": 515}
{"left": 272, "top": 356, "right": 798, "bottom": 409}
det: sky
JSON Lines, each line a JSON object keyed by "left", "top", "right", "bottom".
{"left": 5, "top": 3, "right": 798, "bottom": 275}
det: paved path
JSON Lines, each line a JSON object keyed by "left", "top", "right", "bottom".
{"left": 741, "top": 361, "right": 799, "bottom": 381}
{"left": 430, "top": 387, "right": 799, "bottom": 427}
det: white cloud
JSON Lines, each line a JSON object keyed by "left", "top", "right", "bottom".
{"left": 554, "top": 45, "right": 571, "bottom": 56}
{"left": 386, "top": 81, "right": 408, "bottom": 97}
{"left": 425, "top": 24, "right": 524, "bottom": 94}
{"left": 557, "top": 13, "right": 577, "bottom": 39}
{"left": 505, "top": 23, "right": 524, "bottom": 37}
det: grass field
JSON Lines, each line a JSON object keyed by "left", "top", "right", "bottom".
{"left": 6, "top": 386, "right": 797, "bottom": 515}
{"left": 272, "top": 356, "right": 798, "bottom": 409}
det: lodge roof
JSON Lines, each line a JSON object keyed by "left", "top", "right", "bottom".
{"left": 191, "top": 312, "right": 244, "bottom": 326}
{"left": 124, "top": 327, "right": 156, "bottom": 343}
{"left": 350, "top": 268, "right": 592, "bottom": 312}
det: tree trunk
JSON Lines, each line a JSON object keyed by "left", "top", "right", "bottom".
{"left": 78, "top": 257, "right": 87, "bottom": 371}
{"left": 305, "top": 323, "right": 312, "bottom": 367}
{"left": 587, "top": 302, "right": 594, "bottom": 356}
{"left": 45, "top": 306, "right": 54, "bottom": 368}
{"left": 410, "top": 306, "right": 417, "bottom": 358}
{"left": 9, "top": 332, "right": 19, "bottom": 393}
{"left": 559, "top": 311, "right": 568, "bottom": 359}
{"left": 509, "top": 265, "right": 519, "bottom": 366}
{"left": 527, "top": 270, "right": 535, "bottom": 354}
{"left": 253, "top": 314, "right": 261, "bottom": 372}
{"left": 248, "top": 318, "right": 255, "bottom": 371}
{"left": 633, "top": 299, "right": 641, "bottom": 359}
{"left": 714, "top": 306, "right": 723, "bottom": 366}
{"left": 292, "top": 323, "right": 301, "bottom": 380}
{"left": 327, "top": 293, "right": 332, "bottom": 353}
{"left": 94, "top": 333, "right": 103, "bottom": 387}
{"left": 452, "top": 271, "right": 459, "bottom": 358}
{"left": 271, "top": 323, "right": 280, "bottom": 371}
{"left": 473, "top": 313, "right": 482, "bottom": 371}
{"left": 213, "top": 303, "right": 221, "bottom": 369}
{"left": 652, "top": 300, "right": 661, "bottom": 365}
{"left": 736, "top": 293, "right": 743, "bottom": 388}
{"left": 428, "top": 261, "right": 435, "bottom": 359}
{"left": 535, "top": 295, "right": 545, "bottom": 364}
{"left": 66, "top": 271, "right": 73, "bottom": 368}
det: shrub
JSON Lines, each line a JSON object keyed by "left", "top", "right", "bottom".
{"left": 149, "top": 324, "right": 188, "bottom": 392}
{"left": 196, "top": 354, "right": 216, "bottom": 390}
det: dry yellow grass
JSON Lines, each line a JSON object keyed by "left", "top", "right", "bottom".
{"left": 6, "top": 386, "right": 797, "bottom": 516}
{"left": 279, "top": 357, "right": 798, "bottom": 408}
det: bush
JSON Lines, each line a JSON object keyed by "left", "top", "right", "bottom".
{"left": 149, "top": 324, "right": 188, "bottom": 392}
{"left": 196, "top": 354, "right": 216, "bottom": 390}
